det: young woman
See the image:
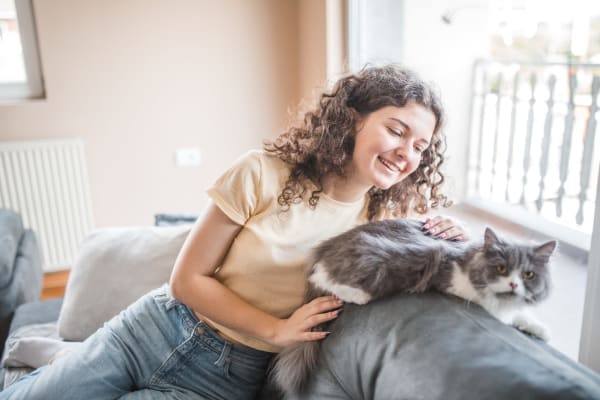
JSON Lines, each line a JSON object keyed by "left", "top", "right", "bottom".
{"left": 1, "top": 65, "right": 467, "bottom": 400}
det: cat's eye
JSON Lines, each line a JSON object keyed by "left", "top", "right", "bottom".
{"left": 496, "top": 265, "right": 508, "bottom": 275}
{"left": 522, "top": 271, "right": 536, "bottom": 280}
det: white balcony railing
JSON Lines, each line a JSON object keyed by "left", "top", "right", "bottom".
{"left": 466, "top": 59, "right": 600, "bottom": 250}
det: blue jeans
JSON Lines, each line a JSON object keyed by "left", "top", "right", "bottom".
{"left": 0, "top": 285, "right": 274, "bottom": 399}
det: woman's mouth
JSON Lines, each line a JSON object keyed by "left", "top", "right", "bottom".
{"left": 378, "top": 156, "right": 402, "bottom": 173}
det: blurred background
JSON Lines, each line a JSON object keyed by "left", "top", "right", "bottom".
{"left": 1, "top": 0, "right": 599, "bottom": 369}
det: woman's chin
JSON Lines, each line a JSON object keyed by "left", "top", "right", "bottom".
{"left": 372, "top": 175, "right": 403, "bottom": 190}
{"left": 372, "top": 181, "right": 396, "bottom": 190}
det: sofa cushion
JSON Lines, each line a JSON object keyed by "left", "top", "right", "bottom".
{"left": 9, "top": 299, "right": 63, "bottom": 336}
{"left": 287, "top": 292, "right": 600, "bottom": 400}
{"left": 0, "top": 209, "right": 25, "bottom": 288}
{"left": 57, "top": 225, "right": 191, "bottom": 341}
{"left": 0, "top": 298, "right": 63, "bottom": 390}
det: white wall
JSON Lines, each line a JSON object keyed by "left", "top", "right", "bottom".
{"left": 580, "top": 176, "right": 600, "bottom": 372}
{"left": 402, "top": 1, "right": 491, "bottom": 200}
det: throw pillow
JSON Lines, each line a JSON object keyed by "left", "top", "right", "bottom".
{"left": 57, "top": 225, "right": 191, "bottom": 341}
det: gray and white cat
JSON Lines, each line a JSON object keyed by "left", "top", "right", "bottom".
{"left": 271, "top": 218, "right": 556, "bottom": 393}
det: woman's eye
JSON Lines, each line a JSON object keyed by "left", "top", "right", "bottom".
{"left": 388, "top": 128, "right": 403, "bottom": 137}
{"left": 522, "top": 271, "right": 536, "bottom": 280}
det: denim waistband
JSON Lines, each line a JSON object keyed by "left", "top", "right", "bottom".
{"left": 163, "top": 285, "right": 275, "bottom": 361}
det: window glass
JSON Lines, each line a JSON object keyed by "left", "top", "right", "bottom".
{"left": 0, "top": 0, "right": 26, "bottom": 83}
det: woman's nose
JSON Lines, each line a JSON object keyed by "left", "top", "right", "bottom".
{"left": 395, "top": 140, "right": 414, "bottom": 159}
{"left": 393, "top": 147, "right": 411, "bottom": 171}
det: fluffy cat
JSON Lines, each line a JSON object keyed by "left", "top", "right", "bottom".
{"left": 271, "top": 219, "right": 556, "bottom": 393}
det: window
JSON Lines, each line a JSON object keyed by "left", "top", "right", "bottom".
{"left": 0, "top": 0, "right": 44, "bottom": 101}
{"left": 347, "top": 0, "right": 405, "bottom": 72}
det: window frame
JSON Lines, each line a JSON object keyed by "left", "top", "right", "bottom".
{"left": 0, "top": 0, "right": 44, "bottom": 102}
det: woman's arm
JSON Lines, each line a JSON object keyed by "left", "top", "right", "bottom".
{"left": 169, "top": 202, "right": 342, "bottom": 348}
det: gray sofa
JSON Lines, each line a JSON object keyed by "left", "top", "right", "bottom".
{"left": 1, "top": 215, "right": 600, "bottom": 399}
{"left": 286, "top": 293, "right": 600, "bottom": 399}
{"left": 0, "top": 209, "right": 43, "bottom": 358}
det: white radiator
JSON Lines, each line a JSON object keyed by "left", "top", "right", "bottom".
{"left": 0, "top": 138, "right": 95, "bottom": 272}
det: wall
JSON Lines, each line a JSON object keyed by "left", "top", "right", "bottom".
{"left": 0, "top": 0, "right": 299, "bottom": 227}
{"left": 402, "top": 0, "right": 490, "bottom": 200}
{"left": 297, "top": 0, "right": 327, "bottom": 108}
{"left": 296, "top": 0, "right": 346, "bottom": 112}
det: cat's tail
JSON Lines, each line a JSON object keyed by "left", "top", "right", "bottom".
{"left": 270, "top": 340, "right": 320, "bottom": 394}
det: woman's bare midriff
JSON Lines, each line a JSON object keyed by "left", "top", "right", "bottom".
{"left": 193, "top": 310, "right": 246, "bottom": 345}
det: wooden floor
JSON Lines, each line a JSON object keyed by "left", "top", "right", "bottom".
{"left": 41, "top": 270, "right": 70, "bottom": 300}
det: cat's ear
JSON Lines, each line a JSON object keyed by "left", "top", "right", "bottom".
{"left": 534, "top": 240, "right": 557, "bottom": 262}
{"left": 484, "top": 227, "right": 500, "bottom": 248}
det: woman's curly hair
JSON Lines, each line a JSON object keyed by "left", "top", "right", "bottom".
{"left": 264, "top": 64, "right": 449, "bottom": 221}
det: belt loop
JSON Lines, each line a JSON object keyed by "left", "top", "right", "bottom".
{"left": 164, "top": 284, "right": 178, "bottom": 310}
{"left": 214, "top": 342, "right": 232, "bottom": 377}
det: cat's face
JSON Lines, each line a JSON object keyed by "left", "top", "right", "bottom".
{"left": 475, "top": 228, "right": 556, "bottom": 306}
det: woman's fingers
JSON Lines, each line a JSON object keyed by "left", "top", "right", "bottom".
{"left": 301, "top": 330, "right": 331, "bottom": 341}
{"left": 283, "top": 296, "right": 343, "bottom": 341}
{"left": 423, "top": 216, "right": 469, "bottom": 241}
{"left": 305, "top": 296, "right": 343, "bottom": 315}
{"left": 303, "top": 308, "right": 342, "bottom": 330}
{"left": 436, "top": 226, "right": 462, "bottom": 240}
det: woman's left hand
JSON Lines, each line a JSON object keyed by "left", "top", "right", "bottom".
{"left": 422, "top": 216, "right": 469, "bottom": 241}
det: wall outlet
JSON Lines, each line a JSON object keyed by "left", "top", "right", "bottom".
{"left": 175, "top": 147, "right": 202, "bottom": 167}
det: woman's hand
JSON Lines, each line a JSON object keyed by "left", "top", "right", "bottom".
{"left": 423, "top": 215, "right": 469, "bottom": 241}
{"left": 270, "top": 296, "right": 343, "bottom": 348}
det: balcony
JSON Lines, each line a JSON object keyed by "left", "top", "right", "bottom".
{"left": 465, "top": 59, "right": 600, "bottom": 251}
{"left": 449, "top": 59, "right": 600, "bottom": 360}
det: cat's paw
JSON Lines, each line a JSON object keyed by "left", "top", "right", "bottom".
{"left": 512, "top": 314, "right": 550, "bottom": 342}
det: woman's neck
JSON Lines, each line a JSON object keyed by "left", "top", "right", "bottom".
{"left": 321, "top": 174, "right": 370, "bottom": 203}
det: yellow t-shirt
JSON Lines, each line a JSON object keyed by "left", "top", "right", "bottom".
{"left": 204, "top": 150, "right": 369, "bottom": 352}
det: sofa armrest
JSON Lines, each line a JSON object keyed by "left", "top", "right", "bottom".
{"left": 287, "top": 292, "right": 600, "bottom": 399}
{"left": 0, "top": 209, "right": 43, "bottom": 319}
{"left": 0, "top": 209, "right": 43, "bottom": 357}
{"left": 0, "top": 209, "right": 25, "bottom": 289}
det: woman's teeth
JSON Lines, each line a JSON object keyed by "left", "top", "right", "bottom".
{"left": 379, "top": 156, "right": 400, "bottom": 172}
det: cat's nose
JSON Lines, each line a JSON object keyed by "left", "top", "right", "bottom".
{"left": 509, "top": 282, "right": 518, "bottom": 290}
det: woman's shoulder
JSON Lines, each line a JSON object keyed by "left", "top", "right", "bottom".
{"left": 234, "top": 149, "right": 287, "bottom": 169}
{"left": 225, "top": 149, "right": 291, "bottom": 196}
{"left": 238, "top": 149, "right": 291, "bottom": 179}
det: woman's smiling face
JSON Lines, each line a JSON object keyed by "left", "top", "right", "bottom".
{"left": 349, "top": 103, "right": 436, "bottom": 191}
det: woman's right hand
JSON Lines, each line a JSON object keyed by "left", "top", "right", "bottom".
{"left": 270, "top": 296, "right": 343, "bottom": 348}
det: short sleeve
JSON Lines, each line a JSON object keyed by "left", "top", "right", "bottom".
{"left": 206, "top": 150, "right": 264, "bottom": 225}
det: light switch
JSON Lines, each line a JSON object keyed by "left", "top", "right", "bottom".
{"left": 175, "top": 147, "right": 202, "bottom": 167}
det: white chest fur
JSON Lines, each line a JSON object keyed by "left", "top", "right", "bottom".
{"left": 445, "top": 262, "right": 481, "bottom": 303}
{"left": 309, "top": 262, "right": 373, "bottom": 305}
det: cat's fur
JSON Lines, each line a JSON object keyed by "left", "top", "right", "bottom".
{"left": 271, "top": 219, "right": 556, "bottom": 394}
